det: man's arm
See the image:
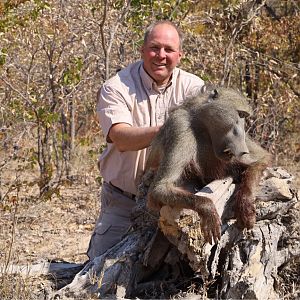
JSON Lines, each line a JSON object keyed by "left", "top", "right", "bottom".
{"left": 108, "top": 123, "right": 161, "bottom": 152}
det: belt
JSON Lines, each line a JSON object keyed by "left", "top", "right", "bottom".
{"left": 107, "top": 181, "right": 136, "bottom": 200}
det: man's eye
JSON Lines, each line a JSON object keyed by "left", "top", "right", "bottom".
{"left": 165, "top": 48, "right": 174, "bottom": 53}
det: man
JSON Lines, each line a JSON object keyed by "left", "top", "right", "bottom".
{"left": 87, "top": 20, "right": 204, "bottom": 260}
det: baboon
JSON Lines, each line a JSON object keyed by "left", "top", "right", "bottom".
{"left": 145, "top": 87, "right": 272, "bottom": 244}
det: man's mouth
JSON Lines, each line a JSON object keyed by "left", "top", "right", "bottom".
{"left": 153, "top": 62, "right": 166, "bottom": 67}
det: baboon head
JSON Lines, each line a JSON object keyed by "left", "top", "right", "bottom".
{"left": 199, "top": 88, "right": 255, "bottom": 165}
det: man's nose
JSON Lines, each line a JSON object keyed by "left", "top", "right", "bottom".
{"left": 157, "top": 48, "right": 166, "bottom": 58}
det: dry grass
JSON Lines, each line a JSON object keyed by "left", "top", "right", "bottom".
{"left": 0, "top": 141, "right": 101, "bottom": 299}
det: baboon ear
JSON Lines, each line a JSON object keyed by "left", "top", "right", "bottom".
{"left": 204, "top": 85, "right": 219, "bottom": 102}
{"left": 238, "top": 110, "right": 250, "bottom": 118}
{"left": 208, "top": 89, "right": 219, "bottom": 101}
{"left": 211, "top": 89, "right": 219, "bottom": 99}
{"left": 200, "top": 83, "right": 214, "bottom": 94}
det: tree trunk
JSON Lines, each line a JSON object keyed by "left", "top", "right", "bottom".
{"left": 53, "top": 167, "right": 298, "bottom": 299}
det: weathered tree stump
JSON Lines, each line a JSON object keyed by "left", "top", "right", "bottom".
{"left": 54, "top": 167, "right": 299, "bottom": 299}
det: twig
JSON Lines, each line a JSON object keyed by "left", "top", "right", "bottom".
{"left": 3, "top": 192, "right": 19, "bottom": 274}
{"left": 221, "top": 0, "right": 267, "bottom": 85}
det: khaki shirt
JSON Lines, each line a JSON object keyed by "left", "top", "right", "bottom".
{"left": 97, "top": 60, "right": 204, "bottom": 195}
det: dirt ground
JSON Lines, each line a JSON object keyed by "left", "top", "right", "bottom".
{"left": 0, "top": 174, "right": 100, "bottom": 267}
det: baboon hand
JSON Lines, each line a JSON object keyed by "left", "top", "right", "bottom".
{"left": 194, "top": 198, "right": 221, "bottom": 244}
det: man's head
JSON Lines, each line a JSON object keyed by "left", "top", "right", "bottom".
{"left": 141, "top": 20, "right": 183, "bottom": 86}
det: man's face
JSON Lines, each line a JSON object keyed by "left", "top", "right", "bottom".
{"left": 141, "top": 24, "right": 182, "bottom": 86}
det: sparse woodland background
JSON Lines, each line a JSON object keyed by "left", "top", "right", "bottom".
{"left": 0, "top": 0, "right": 299, "bottom": 299}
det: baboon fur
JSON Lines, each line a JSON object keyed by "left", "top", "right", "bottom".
{"left": 145, "top": 86, "right": 272, "bottom": 244}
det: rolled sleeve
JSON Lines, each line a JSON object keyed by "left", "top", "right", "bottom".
{"left": 97, "top": 83, "right": 133, "bottom": 140}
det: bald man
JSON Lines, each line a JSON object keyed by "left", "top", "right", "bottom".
{"left": 87, "top": 20, "right": 204, "bottom": 260}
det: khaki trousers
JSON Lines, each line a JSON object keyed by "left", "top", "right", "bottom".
{"left": 87, "top": 181, "right": 136, "bottom": 260}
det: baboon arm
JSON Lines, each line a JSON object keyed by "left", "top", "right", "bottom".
{"left": 234, "top": 166, "right": 259, "bottom": 229}
{"left": 235, "top": 138, "right": 272, "bottom": 229}
{"left": 147, "top": 132, "right": 221, "bottom": 243}
{"left": 149, "top": 185, "right": 221, "bottom": 244}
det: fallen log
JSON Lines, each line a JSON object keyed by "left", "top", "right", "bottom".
{"left": 54, "top": 167, "right": 299, "bottom": 299}
{"left": 1, "top": 260, "right": 83, "bottom": 277}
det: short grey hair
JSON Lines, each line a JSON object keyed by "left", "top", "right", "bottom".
{"left": 143, "top": 20, "right": 184, "bottom": 50}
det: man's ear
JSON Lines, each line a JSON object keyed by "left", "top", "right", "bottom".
{"left": 140, "top": 45, "right": 144, "bottom": 54}
{"left": 178, "top": 50, "right": 183, "bottom": 62}
{"left": 140, "top": 45, "right": 146, "bottom": 59}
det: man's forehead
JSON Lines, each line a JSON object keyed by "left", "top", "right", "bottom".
{"left": 146, "top": 34, "right": 180, "bottom": 49}
{"left": 147, "top": 39, "right": 178, "bottom": 47}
